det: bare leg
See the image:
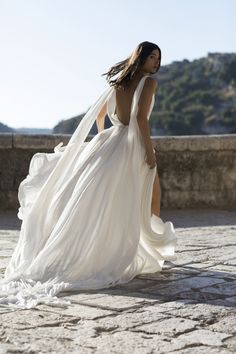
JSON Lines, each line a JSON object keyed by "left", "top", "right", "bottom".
{"left": 151, "top": 170, "right": 161, "bottom": 217}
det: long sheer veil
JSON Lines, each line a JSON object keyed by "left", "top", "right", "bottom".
{"left": 17, "top": 84, "right": 114, "bottom": 221}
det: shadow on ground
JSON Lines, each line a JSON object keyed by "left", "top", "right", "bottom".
{"left": 0, "top": 208, "right": 236, "bottom": 230}
{"left": 57, "top": 262, "right": 236, "bottom": 310}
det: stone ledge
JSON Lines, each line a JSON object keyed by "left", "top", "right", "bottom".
{"left": 0, "top": 133, "right": 12, "bottom": 148}
{"left": 154, "top": 134, "right": 236, "bottom": 151}
{"left": 0, "top": 133, "right": 235, "bottom": 151}
{"left": 0, "top": 133, "right": 236, "bottom": 210}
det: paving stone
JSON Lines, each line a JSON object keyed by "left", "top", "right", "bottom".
{"left": 139, "top": 276, "right": 225, "bottom": 296}
{"left": 1, "top": 308, "right": 81, "bottom": 330}
{"left": 0, "top": 326, "right": 89, "bottom": 353}
{"left": 174, "top": 290, "right": 226, "bottom": 302}
{"left": 94, "top": 307, "right": 170, "bottom": 331}
{"left": 0, "top": 209, "right": 235, "bottom": 353}
{"left": 131, "top": 317, "right": 198, "bottom": 336}
{"left": 223, "top": 335, "right": 236, "bottom": 353}
{"left": 225, "top": 295, "right": 236, "bottom": 305}
{"left": 159, "top": 302, "right": 233, "bottom": 323}
{"left": 37, "top": 302, "right": 115, "bottom": 320}
{"left": 200, "top": 270, "right": 236, "bottom": 280}
{"left": 183, "top": 261, "right": 217, "bottom": 269}
{"left": 62, "top": 292, "right": 156, "bottom": 311}
{"left": 165, "top": 266, "right": 202, "bottom": 275}
{"left": 208, "top": 315, "right": 236, "bottom": 334}
{"left": 172, "top": 329, "right": 232, "bottom": 347}
{"left": 168, "top": 345, "right": 234, "bottom": 354}
{"left": 75, "top": 328, "right": 179, "bottom": 354}
{"left": 157, "top": 299, "right": 196, "bottom": 310}
{"left": 207, "top": 264, "right": 236, "bottom": 273}
{"left": 201, "top": 280, "right": 236, "bottom": 296}
{"left": 137, "top": 271, "right": 190, "bottom": 282}
{"left": 227, "top": 258, "right": 236, "bottom": 265}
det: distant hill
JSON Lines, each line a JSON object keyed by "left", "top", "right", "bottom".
{"left": 151, "top": 52, "right": 236, "bottom": 135}
{"left": 53, "top": 52, "right": 236, "bottom": 136}
{"left": 0, "top": 122, "right": 13, "bottom": 133}
{"left": 0, "top": 124, "right": 52, "bottom": 134}
{"left": 53, "top": 112, "right": 100, "bottom": 136}
{"left": 53, "top": 113, "right": 94, "bottom": 134}
{"left": 13, "top": 127, "right": 53, "bottom": 135}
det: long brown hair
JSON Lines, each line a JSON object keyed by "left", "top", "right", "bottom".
{"left": 102, "top": 41, "right": 161, "bottom": 90}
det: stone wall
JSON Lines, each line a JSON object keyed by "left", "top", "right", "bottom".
{"left": 0, "top": 133, "right": 236, "bottom": 210}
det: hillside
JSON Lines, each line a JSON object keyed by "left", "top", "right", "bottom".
{"left": 13, "top": 128, "right": 53, "bottom": 134}
{"left": 53, "top": 113, "right": 97, "bottom": 134}
{"left": 0, "top": 122, "right": 14, "bottom": 133}
{"left": 0, "top": 124, "right": 52, "bottom": 134}
{"left": 53, "top": 52, "right": 236, "bottom": 136}
{"left": 152, "top": 52, "right": 236, "bottom": 135}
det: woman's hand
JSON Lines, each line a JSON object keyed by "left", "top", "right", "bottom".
{"left": 145, "top": 149, "right": 157, "bottom": 169}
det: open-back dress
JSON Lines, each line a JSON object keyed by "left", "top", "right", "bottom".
{"left": 0, "top": 74, "right": 177, "bottom": 309}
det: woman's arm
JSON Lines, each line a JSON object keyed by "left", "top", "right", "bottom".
{"left": 96, "top": 102, "right": 107, "bottom": 133}
{"left": 136, "top": 77, "right": 158, "bottom": 157}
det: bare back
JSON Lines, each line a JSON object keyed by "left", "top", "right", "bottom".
{"left": 114, "top": 80, "right": 141, "bottom": 126}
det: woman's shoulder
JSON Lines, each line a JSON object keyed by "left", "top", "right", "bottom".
{"left": 143, "top": 76, "right": 158, "bottom": 93}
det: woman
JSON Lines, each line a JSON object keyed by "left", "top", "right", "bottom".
{"left": 0, "top": 41, "right": 177, "bottom": 309}
{"left": 99, "top": 41, "right": 161, "bottom": 216}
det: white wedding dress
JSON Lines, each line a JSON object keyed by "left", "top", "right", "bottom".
{"left": 0, "top": 75, "right": 177, "bottom": 309}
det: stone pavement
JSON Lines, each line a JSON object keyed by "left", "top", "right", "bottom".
{"left": 0, "top": 209, "right": 235, "bottom": 354}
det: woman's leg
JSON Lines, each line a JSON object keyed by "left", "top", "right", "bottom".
{"left": 151, "top": 169, "right": 161, "bottom": 217}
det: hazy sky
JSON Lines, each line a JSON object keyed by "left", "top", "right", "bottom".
{"left": 0, "top": 0, "right": 235, "bottom": 129}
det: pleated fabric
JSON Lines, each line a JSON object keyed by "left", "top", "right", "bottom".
{"left": 0, "top": 75, "right": 177, "bottom": 309}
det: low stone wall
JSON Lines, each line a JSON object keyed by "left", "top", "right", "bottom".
{"left": 0, "top": 133, "right": 235, "bottom": 210}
